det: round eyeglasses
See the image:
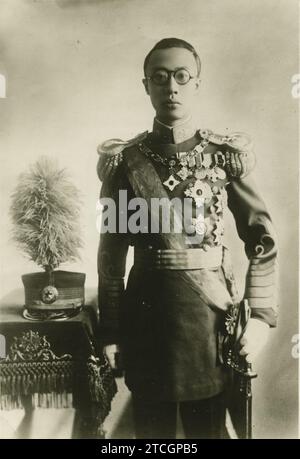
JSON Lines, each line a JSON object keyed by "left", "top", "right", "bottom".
{"left": 146, "top": 68, "right": 196, "bottom": 86}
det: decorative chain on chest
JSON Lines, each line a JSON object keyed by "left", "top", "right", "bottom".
{"left": 138, "top": 140, "right": 227, "bottom": 192}
{"left": 137, "top": 140, "right": 229, "bottom": 246}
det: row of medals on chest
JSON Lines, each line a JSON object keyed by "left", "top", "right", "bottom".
{"left": 138, "top": 138, "right": 227, "bottom": 243}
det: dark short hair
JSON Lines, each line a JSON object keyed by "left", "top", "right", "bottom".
{"left": 144, "top": 38, "right": 201, "bottom": 77}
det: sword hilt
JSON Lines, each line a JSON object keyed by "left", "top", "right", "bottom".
{"left": 243, "top": 362, "right": 258, "bottom": 379}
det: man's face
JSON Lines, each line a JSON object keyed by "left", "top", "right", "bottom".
{"left": 143, "top": 47, "right": 200, "bottom": 125}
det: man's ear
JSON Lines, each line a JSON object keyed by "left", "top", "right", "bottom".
{"left": 142, "top": 78, "right": 149, "bottom": 95}
{"left": 195, "top": 77, "right": 201, "bottom": 91}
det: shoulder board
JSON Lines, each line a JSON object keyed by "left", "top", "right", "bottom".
{"left": 97, "top": 131, "right": 148, "bottom": 181}
{"left": 199, "top": 129, "right": 255, "bottom": 178}
{"left": 199, "top": 129, "right": 253, "bottom": 150}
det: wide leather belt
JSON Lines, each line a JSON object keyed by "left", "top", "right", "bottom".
{"left": 134, "top": 246, "right": 223, "bottom": 270}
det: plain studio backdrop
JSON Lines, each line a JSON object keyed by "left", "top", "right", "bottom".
{"left": 0, "top": 0, "right": 298, "bottom": 439}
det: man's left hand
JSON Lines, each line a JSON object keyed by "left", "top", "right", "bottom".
{"left": 239, "top": 318, "right": 270, "bottom": 363}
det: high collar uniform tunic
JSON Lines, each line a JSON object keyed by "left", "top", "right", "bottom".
{"left": 97, "top": 118, "right": 278, "bottom": 402}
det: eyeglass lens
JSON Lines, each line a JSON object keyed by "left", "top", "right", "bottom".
{"left": 151, "top": 68, "right": 191, "bottom": 85}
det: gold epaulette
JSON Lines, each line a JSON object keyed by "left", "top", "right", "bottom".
{"left": 97, "top": 131, "right": 148, "bottom": 181}
{"left": 200, "top": 129, "right": 256, "bottom": 178}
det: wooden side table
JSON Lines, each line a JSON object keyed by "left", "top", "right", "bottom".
{"left": 0, "top": 289, "right": 117, "bottom": 439}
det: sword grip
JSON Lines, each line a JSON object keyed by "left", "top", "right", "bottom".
{"left": 244, "top": 362, "right": 257, "bottom": 379}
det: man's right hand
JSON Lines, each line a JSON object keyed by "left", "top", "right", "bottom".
{"left": 103, "top": 344, "right": 121, "bottom": 370}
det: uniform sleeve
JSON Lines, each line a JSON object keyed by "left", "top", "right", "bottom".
{"left": 226, "top": 174, "right": 279, "bottom": 327}
{"left": 97, "top": 168, "right": 130, "bottom": 346}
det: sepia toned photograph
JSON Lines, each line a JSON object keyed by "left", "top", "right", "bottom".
{"left": 0, "top": 0, "right": 298, "bottom": 441}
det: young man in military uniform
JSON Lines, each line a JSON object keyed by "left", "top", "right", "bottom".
{"left": 97, "top": 38, "right": 278, "bottom": 439}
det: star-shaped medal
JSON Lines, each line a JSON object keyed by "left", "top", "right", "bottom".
{"left": 163, "top": 175, "right": 180, "bottom": 191}
{"left": 184, "top": 180, "right": 213, "bottom": 206}
{"left": 191, "top": 214, "right": 207, "bottom": 235}
{"left": 195, "top": 168, "right": 207, "bottom": 180}
{"left": 215, "top": 167, "right": 226, "bottom": 180}
{"left": 206, "top": 168, "right": 219, "bottom": 183}
{"left": 177, "top": 166, "right": 189, "bottom": 181}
